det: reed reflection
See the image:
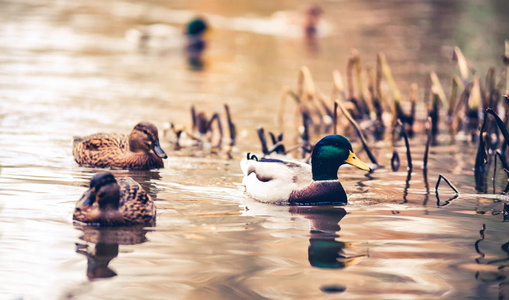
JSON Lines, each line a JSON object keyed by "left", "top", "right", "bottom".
{"left": 473, "top": 224, "right": 509, "bottom": 299}
{"left": 75, "top": 225, "right": 149, "bottom": 280}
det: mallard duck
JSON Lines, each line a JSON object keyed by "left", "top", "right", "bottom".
{"left": 125, "top": 17, "right": 208, "bottom": 50}
{"left": 73, "top": 122, "right": 167, "bottom": 170}
{"left": 241, "top": 135, "right": 371, "bottom": 205}
{"left": 73, "top": 172, "right": 156, "bottom": 226}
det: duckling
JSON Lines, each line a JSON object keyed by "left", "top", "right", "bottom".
{"left": 73, "top": 172, "right": 156, "bottom": 226}
{"left": 73, "top": 122, "right": 167, "bottom": 170}
{"left": 241, "top": 135, "right": 371, "bottom": 205}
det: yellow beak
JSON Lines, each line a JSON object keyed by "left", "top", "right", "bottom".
{"left": 344, "top": 151, "right": 371, "bottom": 171}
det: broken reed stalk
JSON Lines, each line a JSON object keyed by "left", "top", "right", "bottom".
{"left": 378, "top": 52, "right": 400, "bottom": 105}
{"left": 391, "top": 150, "right": 400, "bottom": 172}
{"left": 208, "top": 113, "right": 223, "bottom": 149}
{"left": 347, "top": 54, "right": 356, "bottom": 100}
{"left": 333, "top": 101, "right": 338, "bottom": 135}
{"left": 317, "top": 93, "right": 334, "bottom": 118}
{"left": 492, "top": 150, "right": 509, "bottom": 194}
{"left": 191, "top": 105, "right": 197, "bottom": 132}
{"left": 429, "top": 89, "right": 440, "bottom": 144}
{"left": 423, "top": 117, "right": 432, "bottom": 169}
{"left": 430, "top": 71, "right": 448, "bottom": 110}
{"left": 278, "top": 87, "right": 301, "bottom": 134}
{"left": 267, "top": 132, "right": 285, "bottom": 154}
{"left": 452, "top": 82, "right": 471, "bottom": 133}
{"left": 335, "top": 99, "right": 379, "bottom": 167}
{"left": 300, "top": 110, "right": 313, "bottom": 158}
{"left": 409, "top": 83, "right": 418, "bottom": 127}
{"left": 505, "top": 40, "right": 509, "bottom": 98}
{"left": 332, "top": 70, "right": 348, "bottom": 103}
{"left": 495, "top": 150, "right": 509, "bottom": 175}
{"left": 298, "top": 66, "right": 317, "bottom": 102}
{"left": 504, "top": 40, "right": 509, "bottom": 126}
{"left": 485, "top": 67, "right": 495, "bottom": 109}
{"left": 396, "top": 119, "right": 412, "bottom": 171}
{"left": 435, "top": 174, "right": 460, "bottom": 195}
{"left": 352, "top": 50, "right": 371, "bottom": 116}
{"left": 257, "top": 127, "right": 269, "bottom": 155}
{"left": 367, "top": 67, "right": 385, "bottom": 140}
{"left": 224, "top": 104, "right": 236, "bottom": 147}
{"left": 486, "top": 108, "right": 509, "bottom": 149}
{"left": 453, "top": 47, "right": 470, "bottom": 86}
{"left": 474, "top": 111, "right": 488, "bottom": 192}
{"left": 447, "top": 77, "right": 461, "bottom": 137}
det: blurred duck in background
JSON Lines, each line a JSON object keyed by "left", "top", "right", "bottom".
{"left": 125, "top": 17, "right": 208, "bottom": 51}
{"left": 267, "top": 4, "right": 327, "bottom": 38}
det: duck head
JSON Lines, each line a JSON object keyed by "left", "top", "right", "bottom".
{"left": 77, "top": 172, "right": 120, "bottom": 211}
{"left": 186, "top": 17, "right": 208, "bottom": 36}
{"left": 311, "top": 135, "right": 371, "bottom": 181}
{"left": 129, "top": 122, "right": 168, "bottom": 159}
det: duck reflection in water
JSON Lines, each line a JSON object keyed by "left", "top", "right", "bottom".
{"left": 75, "top": 225, "right": 149, "bottom": 280}
{"left": 289, "top": 206, "right": 365, "bottom": 269}
{"left": 185, "top": 17, "right": 208, "bottom": 70}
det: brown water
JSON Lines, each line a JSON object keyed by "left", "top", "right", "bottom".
{"left": 2, "top": 0, "right": 509, "bottom": 299}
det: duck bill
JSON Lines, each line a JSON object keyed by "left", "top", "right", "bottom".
{"left": 76, "top": 189, "right": 95, "bottom": 210}
{"left": 345, "top": 151, "right": 371, "bottom": 172}
{"left": 153, "top": 140, "right": 168, "bottom": 159}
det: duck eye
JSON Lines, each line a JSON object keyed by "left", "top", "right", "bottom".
{"left": 143, "top": 130, "right": 148, "bottom": 135}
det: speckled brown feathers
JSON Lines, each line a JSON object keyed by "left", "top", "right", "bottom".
{"left": 73, "top": 122, "right": 167, "bottom": 170}
{"left": 73, "top": 176, "right": 156, "bottom": 226}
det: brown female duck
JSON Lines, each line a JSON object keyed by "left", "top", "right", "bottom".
{"left": 73, "top": 122, "right": 167, "bottom": 170}
{"left": 73, "top": 172, "right": 156, "bottom": 226}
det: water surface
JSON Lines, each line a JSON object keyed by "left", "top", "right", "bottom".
{"left": 1, "top": 0, "right": 509, "bottom": 299}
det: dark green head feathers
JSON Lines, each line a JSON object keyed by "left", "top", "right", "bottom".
{"left": 186, "top": 17, "right": 208, "bottom": 36}
{"left": 311, "top": 135, "right": 371, "bottom": 181}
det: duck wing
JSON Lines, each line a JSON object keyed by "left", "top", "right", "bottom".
{"left": 119, "top": 177, "right": 156, "bottom": 226}
{"left": 241, "top": 157, "right": 312, "bottom": 204}
{"left": 76, "top": 133, "right": 128, "bottom": 151}
{"left": 73, "top": 133, "right": 129, "bottom": 168}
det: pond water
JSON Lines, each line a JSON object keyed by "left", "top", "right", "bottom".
{"left": 1, "top": 0, "right": 509, "bottom": 299}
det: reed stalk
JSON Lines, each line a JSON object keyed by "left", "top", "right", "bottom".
{"left": 430, "top": 71, "right": 448, "bottom": 110}
{"left": 423, "top": 117, "right": 432, "bottom": 170}
{"left": 335, "top": 99, "right": 379, "bottom": 167}
{"left": 391, "top": 150, "right": 400, "bottom": 172}
{"left": 396, "top": 119, "right": 412, "bottom": 171}
{"left": 435, "top": 174, "right": 460, "bottom": 195}
{"left": 224, "top": 104, "right": 236, "bottom": 147}
{"left": 453, "top": 47, "right": 469, "bottom": 86}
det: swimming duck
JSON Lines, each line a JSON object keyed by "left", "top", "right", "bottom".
{"left": 241, "top": 135, "right": 371, "bottom": 205}
{"left": 73, "top": 172, "right": 156, "bottom": 226}
{"left": 73, "top": 122, "right": 167, "bottom": 170}
{"left": 125, "top": 17, "right": 208, "bottom": 50}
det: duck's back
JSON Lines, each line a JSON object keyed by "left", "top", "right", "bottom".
{"left": 241, "top": 157, "right": 313, "bottom": 204}
{"left": 73, "top": 133, "right": 129, "bottom": 168}
{"left": 118, "top": 177, "right": 156, "bottom": 226}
